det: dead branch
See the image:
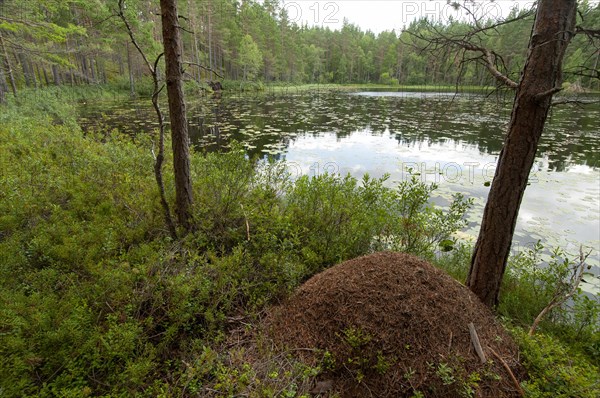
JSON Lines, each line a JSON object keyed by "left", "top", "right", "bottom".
{"left": 117, "top": 0, "right": 177, "bottom": 240}
{"left": 535, "top": 86, "right": 562, "bottom": 101}
{"left": 576, "top": 26, "right": 600, "bottom": 40}
{"left": 183, "top": 61, "right": 224, "bottom": 79}
{"left": 552, "top": 98, "right": 600, "bottom": 107}
{"left": 403, "top": 17, "right": 522, "bottom": 89}
{"left": 468, "top": 322, "right": 486, "bottom": 364}
{"left": 529, "top": 246, "right": 592, "bottom": 336}
{"left": 117, "top": 0, "right": 155, "bottom": 75}
{"left": 490, "top": 348, "right": 525, "bottom": 398}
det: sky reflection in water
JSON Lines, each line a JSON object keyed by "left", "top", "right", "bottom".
{"left": 79, "top": 89, "right": 600, "bottom": 292}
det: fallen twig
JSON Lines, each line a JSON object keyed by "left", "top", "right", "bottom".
{"left": 468, "top": 322, "right": 486, "bottom": 364}
{"left": 490, "top": 348, "right": 524, "bottom": 398}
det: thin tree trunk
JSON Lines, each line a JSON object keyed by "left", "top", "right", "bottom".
{"left": 18, "top": 53, "right": 31, "bottom": 87}
{"left": 126, "top": 41, "right": 136, "bottom": 98}
{"left": 52, "top": 65, "right": 61, "bottom": 85}
{"left": 0, "top": 67, "right": 7, "bottom": 104}
{"left": 467, "top": 0, "right": 577, "bottom": 307}
{"left": 42, "top": 67, "right": 49, "bottom": 86}
{"left": 0, "top": 34, "right": 17, "bottom": 97}
{"left": 29, "top": 61, "right": 37, "bottom": 88}
{"left": 80, "top": 54, "right": 89, "bottom": 83}
{"left": 160, "top": 0, "right": 193, "bottom": 231}
{"left": 118, "top": 51, "right": 125, "bottom": 75}
{"left": 34, "top": 63, "right": 43, "bottom": 86}
{"left": 208, "top": 0, "right": 213, "bottom": 80}
{"left": 100, "top": 59, "right": 107, "bottom": 84}
{"left": 89, "top": 57, "right": 96, "bottom": 82}
{"left": 118, "top": 0, "right": 178, "bottom": 239}
{"left": 189, "top": 0, "right": 201, "bottom": 83}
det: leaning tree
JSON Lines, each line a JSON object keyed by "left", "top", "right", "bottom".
{"left": 408, "top": 0, "right": 599, "bottom": 307}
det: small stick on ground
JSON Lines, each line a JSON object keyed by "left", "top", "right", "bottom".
{"left": 468, "top": 322, "right": 486, "bottom": 364}
{"left": 490, "top": 347, "right": 524, "bottom": 398}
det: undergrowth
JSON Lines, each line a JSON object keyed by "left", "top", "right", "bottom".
{"left": 434, "top": 245, "right": 599, "bottom": 396}
{"left": 0, "top": 90, "right": 597, "bottom": 397}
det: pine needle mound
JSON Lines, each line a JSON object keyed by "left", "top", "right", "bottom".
{"left": 268, "top": 252, "right": 524, "bottom": 397}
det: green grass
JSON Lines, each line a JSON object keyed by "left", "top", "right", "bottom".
{"left": 254, "top": 82, "right": 498, "bottom": 94}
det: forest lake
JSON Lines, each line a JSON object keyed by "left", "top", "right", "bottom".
{"left": 78, "top": 88, "right": 600, "bottom": 295}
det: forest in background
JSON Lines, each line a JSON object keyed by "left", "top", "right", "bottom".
{"left": 1, "top": 0, "right": 599, "bottom": 100}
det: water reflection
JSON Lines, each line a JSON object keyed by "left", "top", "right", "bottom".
{"left": 79, "top": 91, "right": 598, "bottom": 172}
{"left": 78, "top": 90, "right": 600, "bottom": 291}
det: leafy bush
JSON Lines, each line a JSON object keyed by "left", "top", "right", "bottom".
{"left": 370, "top": 176, "right": 473, "bottom": 260}
{"left": 500, "top": 242, "right": 599, "bottom": 346}
{"left": 379, "top": 72, "right": 399, "bottom": 86}
{"left": 511, "top": 328, "right": 600, "bottom": 398}
{"left": 0, "top": 91, "right": 477, "bottom": 396}
{"left": 283, "top": 173, "right": 391, "bottom": 273}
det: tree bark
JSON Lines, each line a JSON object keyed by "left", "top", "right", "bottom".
{"left": 53, "top": 66, "right": 61, "bottom": 86}
{"left": 117, "top": 0, "right": 178, "bottom": 240}
{"left": 126, "top": 41, "right": 136, "bottom": 98}
{"left": 18, "top": 53, "right": 31, "bottom": 87}
{"left": 0, "top": 34, "right": 17, "bottom": 97}
{"left": 42, "top": 67, "right": 49, "bottom": 86}
{"left": 160, "top": 0, "right": 193, "bottom": 231}
{"left": 29, "top": 60, "right": 37, "bottom": 88}
{"left": 0, "top": 67, "right": 7, "bottom": 104}
{"left": 89, "top": 57, "right": 96, "bottom": 82}
{"left": 467, "top": 0, "right": 577, "bottom": 307}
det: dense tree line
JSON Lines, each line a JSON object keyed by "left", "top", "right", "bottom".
{"left": 0, "top": 0, "right": 598, "bottom": 99}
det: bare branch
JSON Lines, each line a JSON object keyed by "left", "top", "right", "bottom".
{"left": 117, "top": 0, "right": 177, "bottom": 240}
{"left": 575, "top": 26, "right": 600, "bottom": 40}
{"left": 490, "top": 348, "right": 525, "bottom": 398}
{"left": 535, "top": 86, "right": 562, "bottom": 101}
{"left": 183, "top": 61, "right": 224, "bottom": 79}
{"left": 117, "top": 0, "right": 155, "bottom": 75}
{"left": 552, "top": 98, "right": 600, "bottom": 107}
{"left": 529, "top": 247, "right": 592, "bottom": 336}
{"left": 402, "top": 12, "right": 527, "bottom": 89}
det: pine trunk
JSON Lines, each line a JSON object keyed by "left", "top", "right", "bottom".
{"left": 0, "top": 34, "right": 17, "bottom": 97}
{"left": 0, "top": 67, "right": 7, "bottom": 104}
{"left": 52, "top": 65, "right": 61, "bottom": 85}
{"left": 126, "top": 41, "right": 135, "bottom": 98}
{"left": 467, "top": 0, "right": 577, "bottom": 307}
{"left": 160, "top": 0, "right": 193, "bottom": 231}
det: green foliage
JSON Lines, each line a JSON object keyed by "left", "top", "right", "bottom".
{"left": 284, "top": 173, "right": 388, "bottom": 272}
{"left": 435, "top": 362, "right": 456, "bottom": 386}
{"left": 500, "top": 242, "right": 600, "bottom": 344}
{"left": 0, "top": 95, "right": 477, "bottom": 396}
{"left": 511, "top": 328, "right": 600, "bottom": 398}
{"left": 379, "top": 72, "right": 399, "bottom": 86}
{"left": 238, "top": 34, "right": 263, "bottom": 81}
{"left": 371, "top": 176, "right": 473, "bottom": 260}
{"left": 7, "top": 90, "right": 598, "bottom": 396}
{"left": 434, "top": 242, "right": 600, "bottom": 379}
{"left": 336, "top": 327, "right": 392, "bottom": 383}
{"left": 3, "top": 0, "right": 598, "bottom": 94}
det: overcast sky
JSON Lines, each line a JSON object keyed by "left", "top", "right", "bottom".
{"left": 279, "top": 1, "right": 538, "bottom": 33}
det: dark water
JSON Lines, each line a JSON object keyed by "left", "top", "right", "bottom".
{"left": 78, "top": 89, "right": 600, "bottom": 293}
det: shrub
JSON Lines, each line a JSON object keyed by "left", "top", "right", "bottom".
{"left": 0, "top": 91, "right": 474, "bottom": 396}
{"left": 511, "top": 328, "right": 600, "bottom": 398}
